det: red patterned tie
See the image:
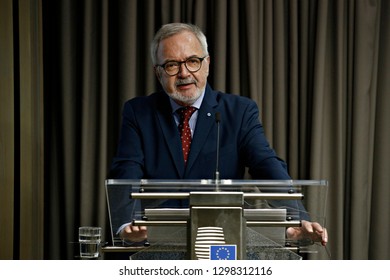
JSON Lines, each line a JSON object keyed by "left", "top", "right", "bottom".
{"left": 178, "top": 106, "right": 197, "bottom": 164}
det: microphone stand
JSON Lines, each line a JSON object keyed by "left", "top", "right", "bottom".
{"left": 215, "top": 112, "right": 221, "bottom": 191}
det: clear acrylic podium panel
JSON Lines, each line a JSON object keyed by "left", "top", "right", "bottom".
{"left": 104, "top": 179, "right": 328, "bottom": 260}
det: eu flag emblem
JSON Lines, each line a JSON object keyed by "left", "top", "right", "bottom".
{"left": 210, "top": 245, "right": 237, "bottom": 260}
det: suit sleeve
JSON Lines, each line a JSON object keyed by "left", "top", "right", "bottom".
{"left": 109, "top": 101, "right": 144, "bottom": 179}
{"left": 238, "top": 100, "right": 289, "bottom": 179}
{"left": 240, "top": 100, "right": 310, "bottom": 220}
{"left": 108, "top": 102, "right": 145, "bottom": 236}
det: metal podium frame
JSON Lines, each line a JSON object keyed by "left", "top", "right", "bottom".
{"left": 103, "top": 179, "right": 328, "bottom": 260}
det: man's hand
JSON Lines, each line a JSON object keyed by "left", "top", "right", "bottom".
{"left": 119, "top": 225, "right": 148, "bottom": 242}
{"left": 286, "top": 220, "right": 328, "bottom": 246}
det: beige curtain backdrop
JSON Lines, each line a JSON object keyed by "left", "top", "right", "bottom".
{"left": 2, "top": 0, "right": 388, "bottom": 259}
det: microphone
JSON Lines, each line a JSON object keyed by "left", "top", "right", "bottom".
{"left": 215, "top": 112, "right": 221, "bottom": 191}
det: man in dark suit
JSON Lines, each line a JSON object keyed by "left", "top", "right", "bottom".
{"left": 110, "top": 23, "right": 327, "bottom": 246}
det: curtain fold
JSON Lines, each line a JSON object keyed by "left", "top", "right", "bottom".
{"left": 370, "top": 0, "right": 390, "bottom": 259}
{"left": 42, "top": 0, "right": 390, "bottom": 259}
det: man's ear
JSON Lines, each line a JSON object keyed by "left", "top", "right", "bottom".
{"left": 205, "top": 56, "right": 210, "bottom": 75}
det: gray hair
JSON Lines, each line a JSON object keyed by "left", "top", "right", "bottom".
{"left": 150, "top": 23, "right": 209, "bottom": 65}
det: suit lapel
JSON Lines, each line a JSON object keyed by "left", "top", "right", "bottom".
{"left": 154, "top": 93, "right": 185, "bottom": 177}
{"left": 185, "top": 86, "right": 219, "bottom": 173}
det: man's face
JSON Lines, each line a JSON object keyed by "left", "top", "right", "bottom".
{"left": 155, "top": 31, "right": 210, "bottom": 106}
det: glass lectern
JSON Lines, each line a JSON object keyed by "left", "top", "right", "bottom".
{"left": 103, "top": 179, "right": 328, "bottom": 260}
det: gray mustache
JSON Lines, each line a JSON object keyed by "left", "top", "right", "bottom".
{"left": 176, "top": 78, "right": 196, "bottom": 86}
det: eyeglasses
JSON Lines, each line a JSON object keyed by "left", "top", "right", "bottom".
{"left": 156, "top": 56, "right": 208, "bottom": 76}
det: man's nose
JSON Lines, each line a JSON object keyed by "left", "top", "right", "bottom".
{"left": 178, "top": 62, "right": 190, "bottom": 76}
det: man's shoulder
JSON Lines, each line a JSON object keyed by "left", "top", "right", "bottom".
{"left": 212, "top": 90, "right": 256, "bottom": 108}
{"left": 205, "top": 84, "right": 252, "bottom": 103}
{"left": 125, "top": 91, "right": 163, "bottom": 103}
{"left": 219, "top": 91, "right": 252, "bottom": 101}
{"left": 124, "top": 91, "right": 167, "bottom": 108}
{"left": 121, "top": 92, "right": 170, "bottom": 118}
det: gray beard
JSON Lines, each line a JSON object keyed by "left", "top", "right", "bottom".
{"left": 167, "top": 88, "right": 203, "bottom": 105}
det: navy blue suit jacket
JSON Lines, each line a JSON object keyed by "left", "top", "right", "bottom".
{"left": 110, "top": 84, "right": 292, "bottom": 180}
{"left": 109, "top": 84, "right": 309, "bottom": 224}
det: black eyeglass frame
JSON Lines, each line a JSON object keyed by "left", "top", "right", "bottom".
{"left": 156, "top": 56, "right": 208, "bottom": 76}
